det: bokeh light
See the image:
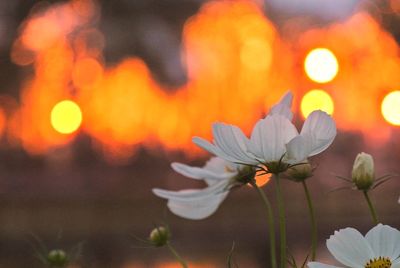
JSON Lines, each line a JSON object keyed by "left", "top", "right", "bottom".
{"left": 381, "top": 91, "right": 400, "bottom": 126}
{"left": 301, "top": 89, "right": 334, "bottom": 118}
{"left": 51, "top": 100, "right": 83, "bottom": 134}
{"left": 255, "top": 170, "right": 271, "bottom": 187}
{"left": 304, "top": 48, "right": 339, "bottom": 83}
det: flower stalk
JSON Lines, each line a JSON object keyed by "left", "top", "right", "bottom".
{"left": 250, "top": 180, "right": 277, "bottom": 268}
{"left": 275, "top": 173, "right": 287, "bottom": 268}
{"left": 363, "top": 190, "right": 379, "bottom": 225}
{"left": 166, "top": 242, "right": 188, "bottom": 268}
{"left": 302, "top": 180, "right": 317, "bottom": 261}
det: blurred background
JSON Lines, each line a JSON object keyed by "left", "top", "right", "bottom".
{"left": 0, "top": 0, "right": 399, "bottom": 266}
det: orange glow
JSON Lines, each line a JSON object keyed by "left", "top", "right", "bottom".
{"left": 72, "top": 57, "right": 103, "bottom": 88}
{"left": 7, "top": 0, "right": 400, "bottom": 157}
{"left": 301, "top": 90, "right": 334, "bottom": 118}
{"left": 381, "top": 91, "right": 400, "bottom": 126}
{"left": 296, "top": 12, "right": 400, "bottom": 142}
{"left": 304, "top": 48, "right": 339, "bottom": 83}
{"left": 255, "top": 170, "right": 271, "bottom": 187}
{"left": 51, "top": 100, "right": 83, "bottom": 134}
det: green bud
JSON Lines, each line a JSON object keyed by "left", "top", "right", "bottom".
{"left": 47, "top": 249, "right": 69, "bottom": 267}
{"left": 287, "top": 162, "right": 313, "bottom": 182}
{"left": 149, "top": 226, "right": 170, "bottom": 247}
{"left": 352, "top": 152, "right": 374, "bottom": 190}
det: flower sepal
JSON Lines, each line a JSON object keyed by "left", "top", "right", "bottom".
{"left": 286, "top": 162, "right": 315, "bottom": 182}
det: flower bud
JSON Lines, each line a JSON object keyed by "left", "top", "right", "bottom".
{"left": 149, "top": 226, "right": 170, "bottom": 247}
{"left": 47, "top": 249, "right": 68, "bottom": 267}
{"left": 287, "top": 162, "right": 313, "bottom": 182}
{"left": 352, "top": 152, "right": 374, "bottom": 190}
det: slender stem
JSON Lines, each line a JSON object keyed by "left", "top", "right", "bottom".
{"left": 363, "top": 191, "right": 379, "bottom": 225}
{"left": 275, "top": 174, "right": 287, "bottom": 268}
{"left": 166, "top": 242, "right": 188, "bottom": 268}
{"left": 251, "top": 181, "right": 277, "bottom": 268}
{"left": 302, "top": 180, "right": 317, "bottom": 261}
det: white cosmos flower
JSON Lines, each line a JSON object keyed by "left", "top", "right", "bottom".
{"left": 193, "top": 91, "right": 336, "bottom": 169}
{"left": 152, "top": 157, "right": 249, "bottom": 220}
{"left": 308, "top": 224, "right": 400, "bottom": 268}
{"left": 192, "top": 91, "right": 294, "bottom": 166}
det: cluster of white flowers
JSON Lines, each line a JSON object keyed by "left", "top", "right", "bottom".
{"left": 153, "top": 91, "right": 336, "bottom": 219}
{"left": 152, "top": 91, "right": 400, "bottom": 268}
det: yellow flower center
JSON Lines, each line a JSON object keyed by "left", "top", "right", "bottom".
{"left": 365, "top": 257, "right": 391, "bottom": 268}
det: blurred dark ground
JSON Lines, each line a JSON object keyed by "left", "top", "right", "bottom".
{"left": 0, "top": 0, "right": 398, "bottom": 267}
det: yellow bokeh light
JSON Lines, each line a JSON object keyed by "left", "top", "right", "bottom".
{"left": 304, "top": 48, "right": 339, "bottom": 83}
{"left": 381, "top": 91, "right": 400, "bottom": 126}
{"left": 51, "top": 100, "right": 82, "bottom": 134}
{"left": 301, "top": 89, "right": 334, "bottom": 118}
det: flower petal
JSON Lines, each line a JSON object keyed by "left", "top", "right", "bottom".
{"left": 270, "top": 91, "right": 293, "bottom": 120}
{"left": 301, "top": 110, "right": 336, "bottom": 156}
{"left": 327, "top": 227, "right": 374, "bottom": 268}
{"left": 365, "top": 224, "right": 400, "bottom": 261}
{"left": 391, "top": 261, "right": 400, "bottom": 268}
{"left": 171, "top": 162, "right": 235, "bottom": 184}
{"left": 307, "top": 262, "right": 343, "bottom": 268}
{"left": 192, "top": 137, "right": 238, "bottom": 163}
{"left": 285, "top": 135, "right": 313, "bottom": 164}
{"left": 152, "top": 179, "right": 228, "bottom": 201}
{"left": 249, "top": 115, "right": 298, "bottom": 162}
{"left": 212, "top": 123, "right": 257, "bottom": 165}
{"left": 166, "top": 190, "right": 228, "bottom": 220}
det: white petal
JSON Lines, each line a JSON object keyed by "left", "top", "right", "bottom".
{"left": 285, "top": 135, "right": 312, "bottom": 164}
{"left": 166, "top": 190, "right": 228, "bottom": 220}
{"left": 301, "top": 110, "right": 336, "bottom": 156}
{"left": 249, "top": 115, "right": 298, "bottom": 162}
{"left": 192, "top": 137, "right": 238, "bottom": 163}
{"left": 152, "top": 180, "right": 228, "bottom": 201}
{"left": 327, "top": 227, "right": 374, "bottom": 268}
{"left": 392, "top": 261, "right": 400, "bottom": 268}
{"left": 365, "top": 224, "right": 400, "bottom": 260}
{"left": 270, "top": 91, "right": 294, "bottom": 120}
{"left": 171, "top": 162, "right": 235, "bottom": 184}
{"left": 212, "top": 123, "right": 257, "bottom": 165}
{"left": 307, "top": 262, "right": 343, "bottom": 268}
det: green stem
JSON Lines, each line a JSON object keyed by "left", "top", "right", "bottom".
{"left": 302, "top": 180, "right": 317, "bottom": 261}
{"left": 275, "top": 174, "right": 287, "bottom": 268}
{"left": 363, "top": 191, "right": 379, "bottom": 225}
{"left": 166, "top": 242, "right": 188, "bottom": 268}
{"left": 251, "top": 181, "right": 277, "bottom": 268}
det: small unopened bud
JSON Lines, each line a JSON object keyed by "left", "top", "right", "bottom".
{"left": 352, "top": 152, "right": 374, "bottom": 190}
{"left": 287, "top": 162, "right": 313, "bottom": 182}
{"left": 47, "top": 249, "right": 68, "bottom": 267}
{"left": 149, "top": 226, "right": 170, "bottom": 247}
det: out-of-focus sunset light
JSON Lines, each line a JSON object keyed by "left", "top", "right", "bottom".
{"left": 304, "top": 48, "right": 339, "bottom": 83}
{"left": 4, "top": 0, "right": 400, "bottom": 157}
{"left": 381, "top": 91, "right": 400, "bottom": 126}
{"left": 301, "top": 90, "right": 334, "bottom": 118}
{"left": 51, "top": 100, "right": 83, "bottom": 134}
{"left": 255, "top": 170, "right": 271, "bottom": 187}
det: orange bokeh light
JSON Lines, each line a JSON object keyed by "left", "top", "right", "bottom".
{"left": 255, "top": 170, "right": 271, "bottom": 187}
{"left": 6, "top": 0, "right": 400, "bottom": 157}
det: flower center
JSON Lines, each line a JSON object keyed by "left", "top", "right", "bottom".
{"left": 365, "top": 257, "right": 391, "bottom": 268}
